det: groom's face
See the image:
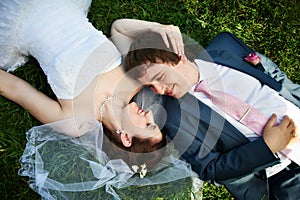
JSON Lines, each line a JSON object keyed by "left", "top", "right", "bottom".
{"left": 137, "top": 61, "right": 191, "bottom": 98}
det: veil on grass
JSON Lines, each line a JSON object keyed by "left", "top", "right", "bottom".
{"left": 18, "top": 115, "right": 203, "bottom": 199}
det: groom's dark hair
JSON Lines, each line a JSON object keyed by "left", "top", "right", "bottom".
{"left": 124, "top": 32, "right": 181, "bottom": 79}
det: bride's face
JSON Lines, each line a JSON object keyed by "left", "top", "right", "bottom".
{"left": 121, "top": 102, "right": 162, "bottom": 142}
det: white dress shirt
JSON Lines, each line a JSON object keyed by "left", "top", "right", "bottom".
{"left": 189, "top": 59, "right": 300, "bottom": 177}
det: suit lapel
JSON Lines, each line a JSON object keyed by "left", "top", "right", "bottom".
{"left": 179, "top": 93, "right": 249, "bottom": 148}
{"left": 207, "top": 49, "right": 282, "bottom": 92}
{"left": 198, "top": 31, "right": 282, "bottom": 91}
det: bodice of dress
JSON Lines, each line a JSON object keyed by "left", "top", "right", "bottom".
{"left": 0, "top": 0, "right": 121, "bottom": 99}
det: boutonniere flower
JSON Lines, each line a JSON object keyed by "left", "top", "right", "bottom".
{"left": 132, "top": 163, "right": 148, "bottom": 178}
{"left": 244, "top": 53, "right": 261, "bottom": 65}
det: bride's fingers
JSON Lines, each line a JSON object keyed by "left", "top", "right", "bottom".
{"left": 167, "top": 26, "right": 184, "bottom": 56}
{"left": 169, "top": 32, "right": 182, "bottom": 55}
{"left": 160, "top": 31, "right": 170, "bottom": 49}
{"left": 158, "top": 25, "right": 184, "bottom": 56}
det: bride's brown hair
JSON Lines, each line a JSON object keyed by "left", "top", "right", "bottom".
{"left": 102, "top": 126, "right": 167, "bottom": 171}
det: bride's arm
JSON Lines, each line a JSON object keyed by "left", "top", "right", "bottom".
{"left": 0, "top": 69, "right": 70, "bottom": 124}
{"left": 111, "top": 19, "right": 184, "bottom": 55}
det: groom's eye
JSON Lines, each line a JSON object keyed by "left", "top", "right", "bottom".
{"left": 155, "top": 74, "right": 164, "bottom": 81}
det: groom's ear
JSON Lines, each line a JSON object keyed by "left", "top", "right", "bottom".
{"left": 120, "top": 133, "right": 132, "bottom": 147}
{"left": 179, "top": 54, "right": 188, "bottom": 63}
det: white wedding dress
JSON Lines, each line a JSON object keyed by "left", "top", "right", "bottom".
{"left": 0, "top": 0, "right": 202, "bottom": 199}
{"left": 0, "top": 0, "right": 121, "bottom": 99}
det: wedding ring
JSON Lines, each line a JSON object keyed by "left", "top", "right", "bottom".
{"left": 116, "top": 129, "right": 125, "bottom": 134}
{"left": 291, "top": 131, "right": 296, "bottom": 137}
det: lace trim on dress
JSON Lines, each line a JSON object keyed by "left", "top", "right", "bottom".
{"left": 0, "top": 0, "right": 30, "bottom": 70}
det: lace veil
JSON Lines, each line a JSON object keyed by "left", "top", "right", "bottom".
{"left": 19, "top": 112, "right": 202, "bottom": 199}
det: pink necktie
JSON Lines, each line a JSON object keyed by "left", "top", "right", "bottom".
{"left": 194, "top": 80, "right": 300, "bottom": 165}
{"left": 194, "top": 80, "right": 269, "bottom": 136}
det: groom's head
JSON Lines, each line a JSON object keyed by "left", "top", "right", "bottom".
{"left": 124, "top": 32, "right": 198, "bottom": 98}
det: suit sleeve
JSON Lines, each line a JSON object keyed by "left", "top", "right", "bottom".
{"left": 258, "top": 52, "right": 300, "bottom": 107}
{"left": 185, "top": 137, "right": 278, "bottom": 182}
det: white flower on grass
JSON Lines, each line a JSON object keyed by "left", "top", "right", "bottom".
{"left": 131, "top": 163, "right": 148, "bottom": 178}
{"left": 139, "top": 168, "right": 147, "bottom": 178}
{"left": 141, "top": 163, "right": 146, "bottom": 170}
{"left": 132, "top": 165, "right": 139, "bottom": 173}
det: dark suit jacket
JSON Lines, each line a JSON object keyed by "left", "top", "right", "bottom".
{"left": 161, "top": 32, "right": 299, "bottom": 199}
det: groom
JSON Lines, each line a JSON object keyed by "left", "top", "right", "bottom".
{"left": 127, "top": 32, "right": 300, "bottom": 199}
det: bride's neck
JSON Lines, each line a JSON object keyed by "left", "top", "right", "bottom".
{"left": 94, "top": 66, "right": 141, "bottom": 130}
{"left": 96, "top": 66, "right": 141, "bottom": 102}
{"left": 93, "top": 66, "right": 141, "bottom": 122}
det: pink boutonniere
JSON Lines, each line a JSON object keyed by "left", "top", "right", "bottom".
{"left": 244, "top": 53, "right": 261, "bottom": 65}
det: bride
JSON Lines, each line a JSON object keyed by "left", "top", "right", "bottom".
{"left": 0, "top": 0, "right": 184, "bottom": 151}
{"left": 0, "top": 0, "right": 199, "bottom": 199}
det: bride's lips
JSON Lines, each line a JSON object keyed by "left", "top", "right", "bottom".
{"left": 137, "top": 106, "right": 145, "bottom": 114}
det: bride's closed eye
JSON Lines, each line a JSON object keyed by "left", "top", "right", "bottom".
{"left": 146, "top": 123, "right": 156, "bottom": 130}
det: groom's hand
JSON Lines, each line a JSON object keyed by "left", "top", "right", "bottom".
{"left": 263, "top": 114, "right": 297, "bottom": 153}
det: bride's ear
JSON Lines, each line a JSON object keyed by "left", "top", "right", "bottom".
{"left": 120, "top": 132, "right": 132, "bottom": 147}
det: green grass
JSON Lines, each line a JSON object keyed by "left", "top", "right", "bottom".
{"left": 0, "top": 0, "right": 299, "bottom": 199}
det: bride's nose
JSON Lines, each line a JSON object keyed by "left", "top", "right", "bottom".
{"left": 145, "top": 110, "right": 153, "bottom": 121}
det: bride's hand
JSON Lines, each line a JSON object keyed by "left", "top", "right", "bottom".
{"left": 150, "top": 24, "right": 184, "bottom": 56}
